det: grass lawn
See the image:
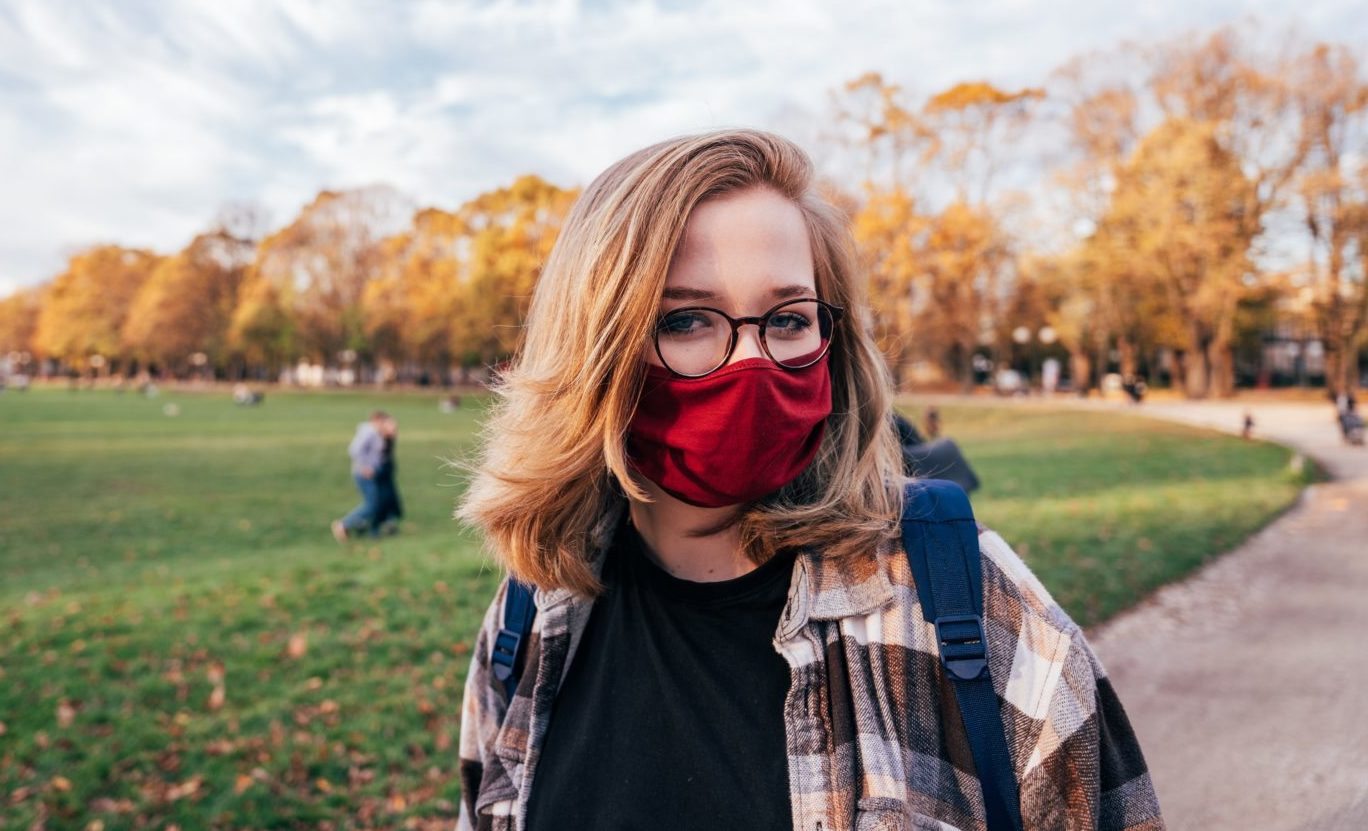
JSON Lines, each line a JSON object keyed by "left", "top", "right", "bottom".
{"left": 0, "top": 387, "right": 1313, "bottom": 829}
{"left": 895, "top": 400, "right": 1318, "bottom": 625}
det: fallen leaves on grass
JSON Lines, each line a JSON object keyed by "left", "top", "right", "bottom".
{"left": 286, "top": 631, "right": 308, "bottom": 660}
{"left": 167, "top": 777, "right": 202, "bottom": 801}
{"left": 207, "top": 661, "right": 226, "bottom": 710}
{"left": 57, "top": 698, "right": 77, "bottom": 727}
{"left": 88, "top": 796, "right": 136, "bottom": 813}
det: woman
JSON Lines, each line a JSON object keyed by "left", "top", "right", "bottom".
{"left": 454, "top": 129, "right": 1163, "bottom": 831}
{"left": 371, "top": 415, "right": 404, "bottom": 535}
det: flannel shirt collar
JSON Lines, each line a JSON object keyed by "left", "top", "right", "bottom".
{"left": 798, "top": 535, "right": 896, "bottom": 620}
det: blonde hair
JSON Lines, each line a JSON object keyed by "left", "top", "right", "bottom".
{"left": 456, "top": 128, "right": 904, "bottom": 596}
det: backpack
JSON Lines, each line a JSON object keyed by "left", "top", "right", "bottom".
{"left": 894, "top": 411, "right": 981, "bottom": 494}
{"left": 488, "top": 478, "right": 1022, "bottom": 831}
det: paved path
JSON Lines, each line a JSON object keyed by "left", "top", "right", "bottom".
{"left": 1048, "top": 399, "right": 1368, "bottom": 830}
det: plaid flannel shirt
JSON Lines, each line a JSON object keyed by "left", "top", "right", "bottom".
{"left": 456, "top": 495, "right": 1164, "bottom": 831}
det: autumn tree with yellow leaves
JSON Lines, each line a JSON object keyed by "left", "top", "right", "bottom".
{"left": 0, "top": 285, "right": 43, "bottom": 358}
{"left": 230, "top": 185, "right": 411, "bottom": 370}
{"left": 1093, "top": 117, "right": 1258, "bottom": 398}
{"left": 360, "top": 175, "right": 577, "bottom": 383}
{"left": 1045, "top": 23, "right": 1356, "bottom": 397}
{"left": 838, "top": 73, "right": 1041, "bottom": 390}
{"left": 451, "top": 175, "right": 579, "bottom": 366}
{"left": 122, "top": 224, "right": 256, "bottom": 373}
{"left": 32, "top": 245, "right": 162, "bottom": 373}
{"left": 363, "top": 206, "right": 467, "bottom": 375}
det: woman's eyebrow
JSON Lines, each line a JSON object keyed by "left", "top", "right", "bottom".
{"left": 660, "top": 283, "right": 813, "bottom": 301}
{"left": 661, "top": 286, "right": 717, "bottom": 301}
{"left": 770, "top": 284, "right": 813, "bottom": 299}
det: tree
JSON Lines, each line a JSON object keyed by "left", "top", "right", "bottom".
{"left": 1032, "top": 252, "right": 1101, "bottom": 393}
{"left": 852, "top": 185, "right": 923, "bottom": 387}
{"left": 360, "top": 175, "right": 577, "bottom": 382}
{"left": 363, "top": 207, "right": 467, "bottom": 378}
{"left": 918, "top": 201, "right": 1013, "bottom": 391}
{"left": 122, "top": 225, "right": 255, "bottom": 374}
{"left": 1099, "top": 117, "right": 1258, "bottom": 398}
{"left": 232, "top": 186, "right": 411, "bottom": 365}
{"left": 833, "top": 76, "right": 1041, "bottom": 388}
{"left": 33, "top": 245, "right": 161, "bottom": 372}
{"left": 1289, "top": 43, "right": 1368, "bottom": 397}
{"left": 829, "top": 72, "right": 930, "bottom": 188}
{"left": 228, "top": 276, "right": 295, "bottom": 374}
{"left": 449, "top": 175, "right": 579, "bottom": 365}
{"left": 0, "top": 284, "right": 44, "bottom": 357}
{"left": 922, "top": 81, "right": 1045, "bottom": 205}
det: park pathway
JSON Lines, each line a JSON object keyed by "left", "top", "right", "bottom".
{"left": 1072, "top": 399, "right": 1368, "bottom": 830}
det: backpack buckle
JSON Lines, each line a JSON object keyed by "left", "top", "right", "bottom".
{"left": 490, "top": 628, "right": 521, "bottom": 682}
{"left": 934, "top": 614, "right": 988, "bottom": 681}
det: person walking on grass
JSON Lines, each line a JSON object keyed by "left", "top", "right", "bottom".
{"left": 370, "top": 414, "right": 404, "bottom": 535}
{"left": 453, "top": 129, "right": 1163, "bottom": 831}
{"left": 331, "top": 409, "right": 389, "bottom": 542}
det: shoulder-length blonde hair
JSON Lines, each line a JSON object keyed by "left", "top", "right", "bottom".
{"left": 456, "top": 128, "right": 904, "bottom": 596}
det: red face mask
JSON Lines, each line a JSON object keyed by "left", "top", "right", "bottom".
{"left": 626, "top": 353, "right": 832, "bottom": 508}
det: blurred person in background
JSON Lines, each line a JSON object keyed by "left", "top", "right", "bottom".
{"left": 371, "top": 414, "right": 404, "bottom": 535}
{"left": 331, "top": 409, "right": 388, "bottom": 541}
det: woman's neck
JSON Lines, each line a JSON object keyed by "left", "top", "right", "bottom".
{"left": 624, "top": 475, "right": 756, "bottom": 583}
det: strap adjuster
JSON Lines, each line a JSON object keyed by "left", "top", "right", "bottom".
{"left": 934, "top": 614, "right": 988, "bottom": 681}
{"left": 490, "top": 629, "right": 521, "bottom": 682}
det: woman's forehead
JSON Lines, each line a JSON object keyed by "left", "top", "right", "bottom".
{"left": 665, "top": 188, "right": 815, "bottom": 300}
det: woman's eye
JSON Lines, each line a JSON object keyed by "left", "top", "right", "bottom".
{"left": 768, "top": 312, "right": 812, "bottom": 334}
{"left": 659, "top": 312, "right": 713, "bottom": 336}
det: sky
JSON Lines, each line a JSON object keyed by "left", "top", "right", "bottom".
{"left": 1, "top": 0, "right": 1364, "bottom": 295}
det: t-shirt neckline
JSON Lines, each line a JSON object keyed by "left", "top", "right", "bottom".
{"left": 618, "top": 517, "right": 797, "bottom": 607}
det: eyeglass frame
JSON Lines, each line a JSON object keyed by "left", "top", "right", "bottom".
{"left": 650, "top": 296, "right": 846, "bottom": 378}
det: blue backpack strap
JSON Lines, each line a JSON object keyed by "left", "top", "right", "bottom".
{"left": 901, "top": 479, "right": 1023, "bottom": 831}
{"left": 490, "top": 577, "right": 537, "bottom": 702}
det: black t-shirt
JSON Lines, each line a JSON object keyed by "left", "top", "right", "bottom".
{"left": 524, "top": 513, "right": 797, "bottom": 831}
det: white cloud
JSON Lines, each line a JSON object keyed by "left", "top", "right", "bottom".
{"left": 0, "top": 0, "right": 1365, "bottom": 296}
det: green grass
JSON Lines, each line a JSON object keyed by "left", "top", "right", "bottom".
{"left": 895, "top": 400, "right": 1319, "bottom": 626}
{"left": 0, "top": 388, "right": 1312, "bottom": 829}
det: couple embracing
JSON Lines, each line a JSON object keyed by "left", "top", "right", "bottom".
{"left": 332, "top": 409, "right": 404, "bottom": 541}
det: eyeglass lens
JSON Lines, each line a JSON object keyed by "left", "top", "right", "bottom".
{"left": 656, "top": 300, "right": 834, "bottom": 376}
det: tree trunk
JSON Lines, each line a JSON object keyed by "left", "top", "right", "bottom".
{"left": 957, "top": 340, "right": 975, "bottom": 394}
{"left": 1094, "top": 338, "right": 1109, "bottom": 395}
{"left": 1207, "top": 342, "right": 1235, "bottom": 398}
{"left": 1069, "top": 350, "right": 1092, "bottom": 397}
{"left": 1328, "top": 333, "right": 1361, "bottom": 398}
{"left": 1183, "top": 325, "right": 1211, "bottom": 399}
{"left": 1117, "top": 337, "right": 1139, "bottom": 380}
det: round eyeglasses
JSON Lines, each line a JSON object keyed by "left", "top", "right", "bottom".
{"left": 652, "top": 297, "right": 845, "bottom": 378}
